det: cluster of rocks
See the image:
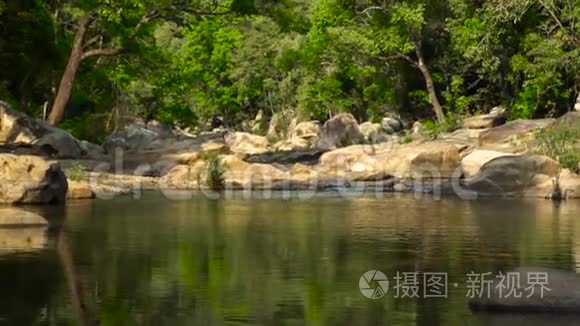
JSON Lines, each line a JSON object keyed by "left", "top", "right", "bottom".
{"left": 0, "top": 101, "right": 104, "bottom": 159}
{"left": 155, "top": 110, "right": 579, "bottom": 199}
{"left": 1, "top": 99, "right": 579, "bottom": 205}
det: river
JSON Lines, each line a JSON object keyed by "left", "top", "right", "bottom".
{"left": 1, "top": 193, "right": 580, "bottom": 325}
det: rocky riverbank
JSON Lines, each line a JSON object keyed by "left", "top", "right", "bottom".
{"left": 1, "top": 101, "right": 579, "bottom": 204}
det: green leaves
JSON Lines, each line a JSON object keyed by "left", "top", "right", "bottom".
{"left": 230, "top": 0, "right": 257, "bottom": 14}
{"left": 2, "top": 0, "right": 579, "bottom": 134}
{"left": 391, "top": 2, "right": 426, "bottom": 32}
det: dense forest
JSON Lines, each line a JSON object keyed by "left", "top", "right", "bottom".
{"left": 1, "top": 0, "right": 578, "bottom": 141}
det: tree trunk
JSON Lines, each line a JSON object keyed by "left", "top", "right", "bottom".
{"left": 415, "top": 47, "right": 445, "bottom": 123}
{"left": 47, "top": 14, "right": 95, "bottom": 126}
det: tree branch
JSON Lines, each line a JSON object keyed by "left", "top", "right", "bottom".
{"left": 377, "top": 53, "right": 419, "bottom": 67}
{"left": 537, "top": 0, "right": 579, "bottom": 45}
{"left": 83, "top": 35, "right": 102, "bottom": 49}
{"left": 358, "top": 6, "right": 384, "bottom": 18}
{"left": 81, "top": 48, "right": 126, "bottom": 60}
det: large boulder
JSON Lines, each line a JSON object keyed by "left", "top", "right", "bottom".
{"left": 319, "top": 141, "right": 461, "bottom": 180}
{"left": 478, "top": 119, "right": 554, "bottom": 149}
{"left": 381, "top": 114, "right": 403, "bottom": 133}
{"left": 273, "top": 137, "right": 311, "bottom": 152}
{"left": 412, "top": 121, "right": 424, "bottom": 135}
{"left": 360, "top": 122, "right": 390, "bottom": 143}
{"left": 548, "top": 111, "right": 580, "bottom": 129}
{"left": 315, "top": 113, "right": 364, "bottom": 149}
{"left": 221, "top": 155, "right": 287, "bottom": 189}
{"left": 559, "top": 169, "right": 580, "bottom": 199}
{"left": 78, "top": 140, "right": 105, "bottom": 159}
{"left": 225, "top": 132, "right": 270, "bottom": 155}
{"left": 438, "top": 128, "right": 485, "bottom": 149}
{"left": 146, "top": 120, "right": 173, "bottom": 137}
{"left": 159, "top": 160, "right": 207, "bottom": 190}
{"left": 463, "top": 154, "right": 561, "bottom": 197}
{"left": 0, "top": 154, "right": 68, "bottom": 204}
{"left": 470, "top": 267, "right": 580, "bottom": 313}
{"left": 266, "top": 110, "right": 294, "bottom": 140}
{"left": 0, "top": 101, "right": 83, "bottom": 158}
{"left": 463, "top": 106, "right": 508, "bottom": 130}
{"left": 103, "top": 124, "right": 159, "bottom": 153}
{"left": 291, "top": 121, "right": 321, "bottom": 140}
{"left": 381, "top": 142, "right": 462, "bottom": 179}
{"left": 461, "top": 150, "right": 514, "bottom": 178}
{"left": 248, "top": 110, "right": 266, "bottom": 134}
{"left": 33, "top": 131, "right": 83, "bottom": 158}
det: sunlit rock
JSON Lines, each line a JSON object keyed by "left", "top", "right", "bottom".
{"left": 315, "top": 113, "right": 364, "bottom": 150}
{"left": 0, "top": 154, "right": 67, "bottom": 204}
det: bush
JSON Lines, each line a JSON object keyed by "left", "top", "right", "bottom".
{"left": 66, "top": 162, "right": 87, "bottom": 181}
{"left": 401, "top": 135, "right": 414, "bottom": 144}
{"left": 534, "top": 126, "right": 580, "bottom": 173}
{"left": 205, "top": 155, "right": 225, "bottom": 191}
{"left": 422, "top": 114, "right": 462, "bottom": 138}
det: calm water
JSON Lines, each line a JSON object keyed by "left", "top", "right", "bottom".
{"left": 1, "top": 193, "right": 580, "bottom": 325}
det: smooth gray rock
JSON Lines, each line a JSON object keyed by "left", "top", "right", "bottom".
{"left": 0, "top": 101, "right": 83, "bottom": 158}
{"left": 381, "top": 114, "right": 402, "bottom": 132}
{"left": 463, "top": 154, "right": 559, "bottom": 196}
{"left": 315, "top": 113, "right": 364, "bottom": 149}
{"left": 478, "top": 119, "right": 554, "bottom": 146}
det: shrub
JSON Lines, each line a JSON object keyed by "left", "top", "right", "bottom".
{"left": 205, "top": 155, "right": 225, "bottom": 191}
{"left": 266, "top": 134, "right": 281, "bottom": 145}
{"left": 534, "top": 125, "right": 580, "bottom": 173}
{"left": 422, "top": 114, "right": 462, "bottom": 138}
{"left": 66, "top": 162, "right": 87, "bottom": 181}
{"left": 401, "top": 135, "right": 414, "bottom": 144}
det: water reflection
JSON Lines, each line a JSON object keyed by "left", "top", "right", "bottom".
{"left": 0, "top": 194, "right": 580, "bottom": 325}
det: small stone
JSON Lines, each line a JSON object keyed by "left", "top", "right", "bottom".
{"left": 412, "top": 121, "right": 424, "bottom": 135}
{"left": 381, "top": 116, "right": 402, "bottom": 132}
{"left": 67, "top": 181, "right": 96, "bottom": 200}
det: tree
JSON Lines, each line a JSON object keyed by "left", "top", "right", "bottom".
{"left": 47, "top": 0, "right": 258, "bottom": 126}
{"left": 447, "top": 0, "right": 580, "bottom": 119}
{"left": 359, "top": 1, "right": 447, "bottom": 122}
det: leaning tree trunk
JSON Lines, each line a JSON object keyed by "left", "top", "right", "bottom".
{"left": 415, "top": 47, "right": 445, "bottom": 123}
{"left": 48, "top": 14, "right": 95, "bottom": 126}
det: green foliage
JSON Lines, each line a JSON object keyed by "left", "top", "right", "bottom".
{"left": 66, "top": 162, "right": 87, "bottom": 181}
{"left": 205, "top": 155, "right": 226, "bottom": 191}
{"left": 511, "top": 85, "right": 538, "bottom": 120}
{"left": 1, "top": 0, "right": 579, "bottom": 136}
{"left": 401, "top": 135, "right": 414, "bottom": 144}
{"left": 422, "top": 113, "right": 462, "bottom": 138}
{"left": 535, "top": 126, "right": 580, "bottom": 173}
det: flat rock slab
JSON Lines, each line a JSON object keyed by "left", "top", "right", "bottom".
{"left": 470, "top": 267, "right": 580, "bottom": 313}
{"left": 0, "top": 208, "right": 48, "bottom": 227}
{"left": 479, "top": 119, "right": 554, "bottom": 146}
